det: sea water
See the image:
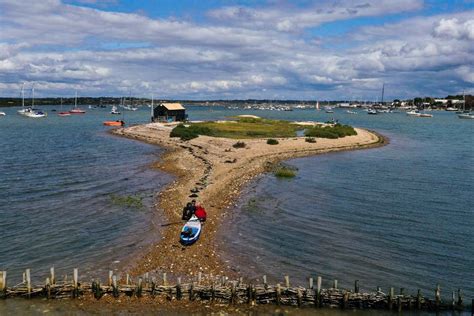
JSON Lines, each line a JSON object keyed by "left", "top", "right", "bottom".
{"left": 207, "top": 108, "right": 474, "bottom": 299}
{"left": 0, "top": 106, "right": 171, "bottom": 283}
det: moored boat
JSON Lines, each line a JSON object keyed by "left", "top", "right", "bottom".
{"left": 69, "top": 91, "right": 86, "bottom": 114}
{"left": 110, "top": 105, "right": 121, "bottom": 115}
{"left": 180, "top": 215, "right": 201, "bottom": 245}
{"left": 458, "top": 113, "right": 474, "bottom": 119}
{"left": 103, "top": 120, "right": 125, "bottom": 126}
{"left": 0, "top": 111, "right": 6, "bottom": 116}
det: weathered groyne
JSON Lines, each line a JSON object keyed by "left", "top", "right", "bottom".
{"left": 0, "top": 269, "right": 471, "bottom": 313}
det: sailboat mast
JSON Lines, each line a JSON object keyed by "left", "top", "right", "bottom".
{"left": 21, "top": 83, "right": 25, "bottom": 108}
{"left": 75, "top": 91, "right": 78, "bottom": 108}
{"left": 381, "top": 83, "right": 385, "bottom": 105}
{"left": 151, "top": 93, "right": 154, "bottom": 121}
{"left": 32, "top": 86, "right": 35, "bottom": 108}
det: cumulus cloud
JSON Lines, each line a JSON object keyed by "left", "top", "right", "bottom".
{"left": 0, "top": 0, "right": 472, "bottom": 99}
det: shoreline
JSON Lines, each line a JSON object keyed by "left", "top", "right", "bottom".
{"left": 111, "top": 122, "right": 388, "bottom": 283}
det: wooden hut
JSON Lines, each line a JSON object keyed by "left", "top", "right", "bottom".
{"left": 152, "top": 103, "right": 186, "bottom": 122}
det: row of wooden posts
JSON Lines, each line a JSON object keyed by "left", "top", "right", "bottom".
{"left": 0, "top": 269, "right": 472, "bottom": 313}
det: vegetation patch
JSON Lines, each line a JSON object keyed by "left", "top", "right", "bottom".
{"left": 170, "top": 124, "right": 214, "bottom": 141}
{"left": 110, "top": 194, "right": 144, "bottom": 209}
{"left": 305, "top": 137, "right": 317, "bottom": 143}
{"left": 184, "top": 117, "right": 303, "bottom": 139}
{"left": 265, "top": 162, "right": 298, "bottom": 179}
{"left": 305, "top": 123, "right": 357, "bottom": 139}
{"left": 266, "top": 138, "right": 279, "bottom": 145}
{"left": 232, "top": 141, "right": 246, "bottom": 148}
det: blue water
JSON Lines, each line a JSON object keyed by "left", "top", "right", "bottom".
{"left": 0, "top": 106, "right": 171, "bottom": 282}
{"left": 0, "top": 105, "right": 472, "bottom": 304}
{"left": 208, "top": 108, "right": 474, "bottom": 299}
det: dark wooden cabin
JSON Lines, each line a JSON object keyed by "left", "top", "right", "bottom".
{"left": 152, "top": 103, "right": 186, "bottom": 122}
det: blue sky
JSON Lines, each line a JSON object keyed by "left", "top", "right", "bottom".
{"left": 0, "top": 0, "right": 473, "bottom": 99}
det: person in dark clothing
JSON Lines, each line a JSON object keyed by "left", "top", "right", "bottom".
{"left": 182, "top": 202, "right": 193, "bottom": 220}
{"left": 190, "top": 200, "right": 197, "bottom": 214}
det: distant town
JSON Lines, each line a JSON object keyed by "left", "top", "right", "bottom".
{"left": 0, "top": 94, "right": 472, "bottom": 110}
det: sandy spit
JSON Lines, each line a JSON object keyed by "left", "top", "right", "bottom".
{"left": 111, "top": 123, "right": 387, "bottom": 283}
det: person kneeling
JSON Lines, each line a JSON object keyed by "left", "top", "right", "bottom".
{"left": 195, "top": 203, "right": 207, "bottom": 222}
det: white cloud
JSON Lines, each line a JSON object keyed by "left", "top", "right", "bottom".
{"left": 0, "top": 0, "right": 472, "bottom": 99}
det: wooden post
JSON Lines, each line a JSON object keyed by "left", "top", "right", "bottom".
{"left": 297, "top": 288, "right": 302, "bottom": 307}
{"left": 189, "top": 282, "right": 194, "bottom": 301}
{"left": 316, "top": 276, "right": 322, "bottom": 307}
{"left": 108, "top": 270, "right": 113, "bottom": 287}
{"left": 397, "top": 296, "right": 402, "bottom": 312}
{"left": 284, "top": 275, "right": 290, "bottom": 288}
{"left": 342, "top": 291, "right": 349, "bottom": 309}
{"left": 221, "top": 275, "right": 226, "bottom": 286}
{"left": 50, "top": 267, "right": 55, "bottom": 285}
{"left": 435, "top": 284, "right": 440, "bottom": 311}
{"left": 45, "top": 277, "right": 51, "bottom": 299}
{"left": 163, "top": 273, "right": 167, "bottom": 286}
{"left": 0, "top": 271, "right": 6, "bottom": 298}
{"left": 176, "top": 277, "right": 182, "bottom": 300}
{"left": 263, "top": 275, "right": 267, "bottom": 289}
{"left": 25, "top": 269, "right": 31, "bottom": 298}
{"left": 309, "top": 277, "right": 314, "bottom": 290}
{"left": 377, "top": 286, "right": 381, "bottom": 292}
{"left": 112, "top": 275, "right": 119, "bottom": 298}
{"left": 73, "top": 268, "right": 78, "bottom": 298}
{"left": 210, "top": 282, "right": 215, "bottom": 302}
{"left": 451, "top": 291, "right": 455, "bottom": 310}
{"left": 457, "top": 288, "right": 463, "bottom": 309}
{"left": 333, "top": 279, "right": 338, "bottom": 290}
{"left": 230, "top": 282, "right": 236, "bottom": 305}
{"left": 137, "top": 277, "right": 143, "bottom": 298}
{"left": 93, "top": 279, "right": 102, "bottom": 299}
{"left": 276, "top": 283, "right": 281, "bottom": 306}
{"left": 144, "top": 272, "right": 149, "bottom": 288}
{"left": 247, "top": 284, "right": 252, "bottom": 304}
{"left": 388, "top": 287, "right": 394, "bottom": 310}
{"left": 416, "top": 289, "right": 422, "bottom": 310}
{"left": 151, "top": 277, "right": 156, "bottom": 297}
{"left": 126, "top": 273, "right": 130, "bottom": 286}
{"left": 197, "top": 272, "right": 202, "bottom": 285}
{"left": 354, "top": 280, "right": 359, "bottom": 293}
{"left": 239, "top": 277, "right": 243, "bottom": 287}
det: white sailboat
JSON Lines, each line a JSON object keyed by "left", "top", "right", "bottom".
{"left": 458, "top": 91, "right": 473, "bottom": 119}
{"left": 315, "top": 101, "right": 320, "bottom": 111}
{"left": 20, "top": 85, "right": 47, "bottom": 118}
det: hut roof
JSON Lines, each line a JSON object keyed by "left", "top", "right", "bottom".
{"left": 161, "top": 103, "right": 185, "bottom": 110}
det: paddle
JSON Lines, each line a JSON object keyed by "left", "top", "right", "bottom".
{"left": 161, "top": 221, "right": 183, "bottom": 227}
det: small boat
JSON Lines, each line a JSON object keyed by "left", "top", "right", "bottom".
{"left": 324, "top": 106, "right": 334, "bottom": 113}
{"left": 346, "top": 110, "right": 357, "bottom": 114}
{"left": 406, "top": 110, "right": 420, "bottom": 116}
{"left": 103, "top": 120, "right": 125, "bottom": 126}
{"left": 58, "top": 98, "right": 70, "bottom": 116}
{"left": 19, "top": 86, "right": 47, "bottom": 118}
{"left": 0, "top": 111, "right": 5, "bottom": 116}
{"left": 180, "top": 215, "right": 202, "bottom": 245}
{"left": 110, "top": 105, "right": 121, "bottom": 115}
{"left": 367, "top": 109, "right": 378, "bottom": 115}
{"left": 458, "top": 113, "right": 474, "bottom": 119}
{"left": 69, "top": 91, "right": 86, "bottom": 114}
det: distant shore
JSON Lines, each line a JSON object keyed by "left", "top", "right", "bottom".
{"left": 112, "top": 121, "right": 387, "bottom": 283}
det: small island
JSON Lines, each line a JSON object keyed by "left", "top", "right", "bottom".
{"left": 112, "top": 116, "right": 386, "bottom": 280}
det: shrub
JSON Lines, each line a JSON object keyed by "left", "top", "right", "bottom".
{"left": 305, "top": 137, "right": 316, "bottom": 143}
{"left": 274, "top": 167, "right": 296, "bottom": 178}
{"left": 170, "top": 124, "right": 199, "bottom": 141}
{"left": 304, "top": 124, "right": 357, "bottom": 139}
{"left": 267, "top": 138, "right": 279, "bottom": 145}
{"left": 233, "top": 141, "right": 246, "bottom": 148}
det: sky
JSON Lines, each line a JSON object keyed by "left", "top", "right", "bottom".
{"left": 0, "top": 0, "right": 473, "bottom": 100}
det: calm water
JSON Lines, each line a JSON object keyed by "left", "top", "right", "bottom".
{"left": 0, "top": 105, "right": 472, "bottom": 313}
{"left": 0, "top": 106, "right": 171, "bottom": 283}
{"left": 209, "top": 108, "right": 474, "bottom": 299}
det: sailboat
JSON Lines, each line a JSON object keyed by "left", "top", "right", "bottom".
{"left": 458, "top": 91, "right": 473, "bottom": 119}
{"left": 58, "top": 98, "right": 70, "bottom": 116}
{"left": 122, "top": 92, "right": 138, "bottom": 111}
{"left": 20, "top": 85, "right": 47, "bottom": 118}
{"left": 69, "top": 91, "right": 86, "bottom": 114}
{"left": 315, "top": 101, "right": 320, "bottom": 111}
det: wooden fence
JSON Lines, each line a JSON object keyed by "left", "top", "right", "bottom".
{"left": 0, "top": 269, "right": 472, "bottom": 313}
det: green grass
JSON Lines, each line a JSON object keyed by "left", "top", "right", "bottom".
{"left": 305, "top": 124, "right": 357, "bottom": 139}
{"left": 188, "top": 118, "right": 302, "bottom": 139}
{"left": 266, "top": 138, "right": 279, "bottom": 145}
